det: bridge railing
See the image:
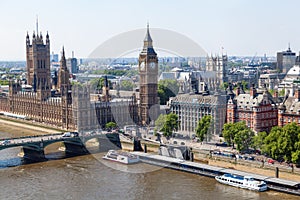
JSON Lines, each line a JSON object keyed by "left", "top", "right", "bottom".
{"left": 0, "top": 132, "right": 64, "bottom": 142}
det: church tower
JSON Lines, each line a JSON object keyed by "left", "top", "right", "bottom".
{"left": 26, "top": 20, "right": 51, "bottom": 98}
{"left": 138, "top": 24, "right": 159, "bottom": 125}
{"left": 58, "top": 47, "right": 72, "bottom": 104}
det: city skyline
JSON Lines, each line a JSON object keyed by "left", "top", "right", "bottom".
{"left": 1, "top": 0, "right": 300, "bottom": 60}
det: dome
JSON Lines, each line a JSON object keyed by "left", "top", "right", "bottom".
{"left": 287, "top": 65, "right": 300, "bottom": 76}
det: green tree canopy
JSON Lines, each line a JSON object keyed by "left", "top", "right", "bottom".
{"left": 155, "top": 114, "right": 166, "bottom": 132}
{"left": 220, "top": 82, "right": 229, "bottom": 91}
{"left": 279, "top": 89, "right": 285, "bottom": 97}
{"left": 222, "top": 121, "right": 253, "bottom": 150}
{"left": 195, "top": 115, "right": 212, "bottom": 142}
{"left": 105, "top": 122, "right": 117, "bottom": 129}
{"left": 251, "top": 131, "right": 267, "bottom": 150}
{"left": 155, "top": 113, "right": 178, "bottom": 137}
{"left": 262, "top": 123, "right": 300, "bottom": 164}
{"left": 120, "top": 80, "right": 135, "bottom": 91}
{"left": 0, "top": 80, "right": 9, "bottom": 85}
{"left": 158, "top": 79, "right": 179, "bottom": 105}
{"left": 222, "top": 122, "right": 245, "bottom": 147}
{"left": 234, "top": 128, "right": 255, "bottom": 152}
{"left": 90, "top": 77, "right": 112, "bottom": 91}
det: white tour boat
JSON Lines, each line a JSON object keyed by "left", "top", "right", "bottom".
{"left": 215, "top": 174, "right": 268, "bottom": 192}
{"left": 103, "top": 150, "right": 140, "bottom": 164}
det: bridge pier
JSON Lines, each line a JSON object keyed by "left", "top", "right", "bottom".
{"left": 64, "top": 140, "right": 89, "bottom": 156}
{"left": 133, "top": 137, "right": 143, "bottom": 151}
{"left": 22, "top": 146, "right": 46, "bottom": 162}
{"left": 98, "top": 133, "right": 122, "bottom": 152}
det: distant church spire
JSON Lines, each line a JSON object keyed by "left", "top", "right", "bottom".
{"left": 62, "top": 46, "right": 65, "bottom": 59}
{"left": 36, "top": 15, "right": 39, "bottom": 36}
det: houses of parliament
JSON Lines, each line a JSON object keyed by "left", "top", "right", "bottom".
{"left": 0, "top": 24, "right": 159, "bottom": 131}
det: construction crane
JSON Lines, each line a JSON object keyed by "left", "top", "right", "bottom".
{"left": 248, "top": 52, "right": 257, "bottom": 67}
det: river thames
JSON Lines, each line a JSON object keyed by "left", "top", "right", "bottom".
{"left": 0, "top": 131, "right": 298, "bottom": 200}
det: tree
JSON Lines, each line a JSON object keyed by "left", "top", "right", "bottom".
{"left": 105, "top": 122, "right": 117, "bottom": 129}
{"left": 158, "top": 80, "right": 179, "bottom": 105}
{"left": 279, "top": 89, "right": 285, "bottom": 97}
{"left": 262, "top": 123, "right": 300, "bottom": 163}
{"left": 263, "top": 126, "right": 282, "bottom": 160}
{"left": 241, "top": 80, "right": 249, "bottom": 91}
{"left": 0, "top": 80, "right": 9, "bottom": 85}
{"left": 195, "top": 115, "right": 212, "bottom": 142}
{"left": 120, "top": 80, "right": 135, "bottom": 91}
{"left": 155, "top": 114, "right": 166, "bottom": 132}
{"left": 292, "top": 150, "right": 300, "bottom": 166}
{"left": 220, "top": 82, "right": 229, "bottom": 91}
{"left": 251, "top": 131, "right": 267, "bottom": 150}
{"left": 279, "top": 122, "right": 300, "bottom": 161}
{"left": 155, "top": 113, "right": 178, "bottom": 137}
{"left": 222, "top": 121, "right": 251, "bottom": 149}
{"left": 90, "top": 77, "right": 112, "bottom": 92}
{"left": 234, "top": 128, "right": 255, "bottom": 152}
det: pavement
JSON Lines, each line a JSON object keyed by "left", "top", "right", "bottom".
{"left": 0, "top": 118, "right": 59, "bottom": 134}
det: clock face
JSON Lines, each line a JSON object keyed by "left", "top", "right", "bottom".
{"left": 149, "top": 62, "right": 156, "bottom": 69}
{"left": 140, "top": 61, "right": 145, "bottom": 70}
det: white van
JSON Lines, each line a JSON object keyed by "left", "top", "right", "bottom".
{"left": 62, "top": 132, "right": 71, "bottom": 137}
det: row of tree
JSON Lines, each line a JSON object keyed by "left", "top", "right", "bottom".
{"left": 89, "top": 78, "right": 136, "bottom": 91}
{"left": 154, "top": 112, "right": 300, "bottom": 165}
{"left": 222, "top": 122, "right": 300, "bottom": 165}
{"left": 253, "top": 123, "right": 300, "bottom": 164}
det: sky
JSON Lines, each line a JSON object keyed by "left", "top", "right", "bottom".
{"left": 0, "top": 0, "right": 300, "bottom": 60}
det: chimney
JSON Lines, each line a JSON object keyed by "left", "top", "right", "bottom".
{"left": 250, "top": 84, "right": 256, "bottom": 97}
{"left": 295, "top": 87, "right": 300, "bottom": 101}
{"left": 236, "top": 86, "right": 240, "bottom": 96}
{"left": 274, "top": 90, "right": 278, "bottom": 98}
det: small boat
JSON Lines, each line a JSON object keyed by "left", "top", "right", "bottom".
{"left": 215, "top": 174, "right": 267, "bottom": 192}
{"left": 103, "top": 150, "right": 140, "bottom": 164}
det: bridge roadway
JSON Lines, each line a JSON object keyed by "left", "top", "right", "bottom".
{"left": 0, "top": 131, "right": 122, "bottom": 161}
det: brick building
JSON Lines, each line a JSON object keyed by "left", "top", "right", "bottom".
{"left": 227, "top": 85, "right": 278, "bottom": 133}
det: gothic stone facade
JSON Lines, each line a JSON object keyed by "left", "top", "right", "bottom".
{"left": 0, "top": 32, "right": 75, "bottom": 130}
{"left": 138, "top": 25, "right": 159, "bottom": 125}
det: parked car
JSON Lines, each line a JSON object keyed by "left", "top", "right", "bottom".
{"left": 267, "top": 158, "right": 275, "bottom": 164}
{"left": 71, "top": 132, "right": 79, "bottom": 137}
{"left": 215, "top": 142, "right": 228, "bottom": 147}
{"left": 0, "top": 140, "right": 11, "bottom": 145}
{"left": 247, "top": 156, "right": 255, "bottom": 161}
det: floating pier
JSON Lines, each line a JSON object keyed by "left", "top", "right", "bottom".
{"left": 132, "top": 152, "right": 300, "bottom": 196}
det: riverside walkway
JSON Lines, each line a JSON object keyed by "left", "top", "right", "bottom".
{"left": 132, "top": 152, "right": 300, "bottom": 196}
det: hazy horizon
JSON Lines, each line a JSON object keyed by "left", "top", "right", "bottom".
{"left": 1, "top": 0, "right": 300, "bottom": 60}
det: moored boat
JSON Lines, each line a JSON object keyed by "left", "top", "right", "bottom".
{"left": 103, "top": 150, "right": 140, "bottom": 164}
{"left": 215, "top": 173, "right": 267, "bottom": 192}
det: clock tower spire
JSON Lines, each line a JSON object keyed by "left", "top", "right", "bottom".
{"left": 138, "top": 23, "right": 159, "bottom": 125}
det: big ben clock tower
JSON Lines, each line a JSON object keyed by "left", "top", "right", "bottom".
{"left": 139, "top": 24, "right": 159, "bottom": 125}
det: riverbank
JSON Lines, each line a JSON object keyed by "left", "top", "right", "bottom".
{"left": 1, "top": 117, "right": 300, "bottom": 183}
{"left": 132, "top": 152, "right": 300, "bottom": 196}
{"left": 0, "top": 117, "right": 63, "bottom": 137}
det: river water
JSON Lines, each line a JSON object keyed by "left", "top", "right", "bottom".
{"left": 0, "top": 131, "right": 298, "bottom": 200}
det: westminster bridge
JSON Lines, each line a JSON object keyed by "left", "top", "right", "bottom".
{"left": 0, "top": 132, "right": 122, "bottom": 161}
